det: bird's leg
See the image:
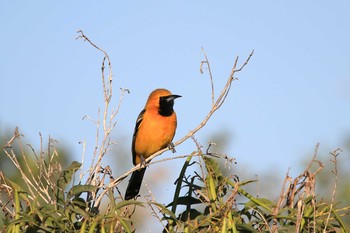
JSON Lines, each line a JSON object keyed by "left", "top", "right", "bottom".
{"left": 168, "top": 142, "right": 176, "bottom": 153}
{"left": 140, "top": 155, "right": 147, "bottom": 168}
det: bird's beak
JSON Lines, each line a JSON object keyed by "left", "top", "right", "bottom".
{"left": 166, "top": 94, "right": 182, "bottom": 102}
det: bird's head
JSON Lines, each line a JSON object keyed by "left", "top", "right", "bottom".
{"left": 146, "top": 88, "right": 181, "bottom": 116}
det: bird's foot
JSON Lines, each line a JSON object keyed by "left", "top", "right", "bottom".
{"left": 168, "top": 142, "right": 176, "bottom": 153}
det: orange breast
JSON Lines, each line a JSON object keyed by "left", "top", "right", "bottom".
{"left": 134, "top": 109, "right": 177, "bottom": 165}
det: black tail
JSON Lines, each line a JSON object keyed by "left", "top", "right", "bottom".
{"left": 124, "top": 168, "right": 146, "bottom": 200}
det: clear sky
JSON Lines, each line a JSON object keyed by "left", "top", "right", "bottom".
{"left": 1, "top": 0, "right": 349, "bottom": 228}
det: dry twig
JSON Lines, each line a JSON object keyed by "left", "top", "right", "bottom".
{"left": 323, "top": 148, "right": 342, "bottom": 232}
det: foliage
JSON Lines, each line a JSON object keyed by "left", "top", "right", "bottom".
{"left": 159, "top": 145, "right": 350, "bottom": 233}
{"left": 0, "top": 131, "right": 131, "bottom": 232}
{"left": 1, "top": 133, "right": 349, "bottom": 232}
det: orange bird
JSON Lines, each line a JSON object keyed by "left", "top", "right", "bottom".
{"left": 124, "top": 88, "right": 181, "bottom": 200}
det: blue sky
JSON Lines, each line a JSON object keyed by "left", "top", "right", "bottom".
{"left": 1, "top": 0, "right": 349, "bottom": 224}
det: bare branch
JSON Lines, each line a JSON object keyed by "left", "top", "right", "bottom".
{"left": 201, "top": 47, "right": 215, "bottom": 106}
{"left": 323, "top": 148, "right": 342, "bottom": 232}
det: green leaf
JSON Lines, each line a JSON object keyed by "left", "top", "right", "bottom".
{"left": 167, "top": 196, "right": 202, "bottom": 207}
{"left": 237, "top": 180, "right": 258, "bottom": 186}
{"left": 244, "top": 198, "right": 274, "bottom": 209}
{"left": 68, "top": 203, "right": 91, "bottom": 220}
{"left": 178, "top": 208, "right": 202, "bottom": 221}
{"left": 171, "top": 155, "right": 193, "bottom": 213}
{"left": 237, "top": 186, "right": 273, "bottom": 212}
{"left": 236, "top": 223, "right": 258, "bottom": 232}
{"left": 115, "top": 199, "right": 145, "bottom": 210}
{"left": 203, "top": 156, "right": 223, "bottom": 180}
{"left": 67, "top": 184, "right": 98, "bottom": 199}
{"left": 150, "top": 202, "right": 177, "bottom": 220}
{"left": 56, "top": 161, "right": 82, "bottom": 204}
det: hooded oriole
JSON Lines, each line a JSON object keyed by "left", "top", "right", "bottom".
{"left": 124, "top": 88, "right": 181, "bottom": 200}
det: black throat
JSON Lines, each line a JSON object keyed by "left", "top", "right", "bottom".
{"left": 158, "top": 96, "right": 174, "bottom": 116}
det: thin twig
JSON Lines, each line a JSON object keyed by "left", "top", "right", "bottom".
{"left": 323, "top": 148, "right": 342, "bottom": 232}
{"left": 144, "top": 184, "right": 169, "bottom": 232}
{"left": 201, "top": 47, "right": 215, "bottom": 106}
{"left": 77, "top": 30, "right": 128, "bottom": 208}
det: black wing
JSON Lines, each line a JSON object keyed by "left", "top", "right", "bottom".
{"left": 131, "top": 109, "right": 146, "bottom": 165}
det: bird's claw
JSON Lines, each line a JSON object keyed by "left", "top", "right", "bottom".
{"left": 168, "top": 142, "right": 176, "bottom": 153}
